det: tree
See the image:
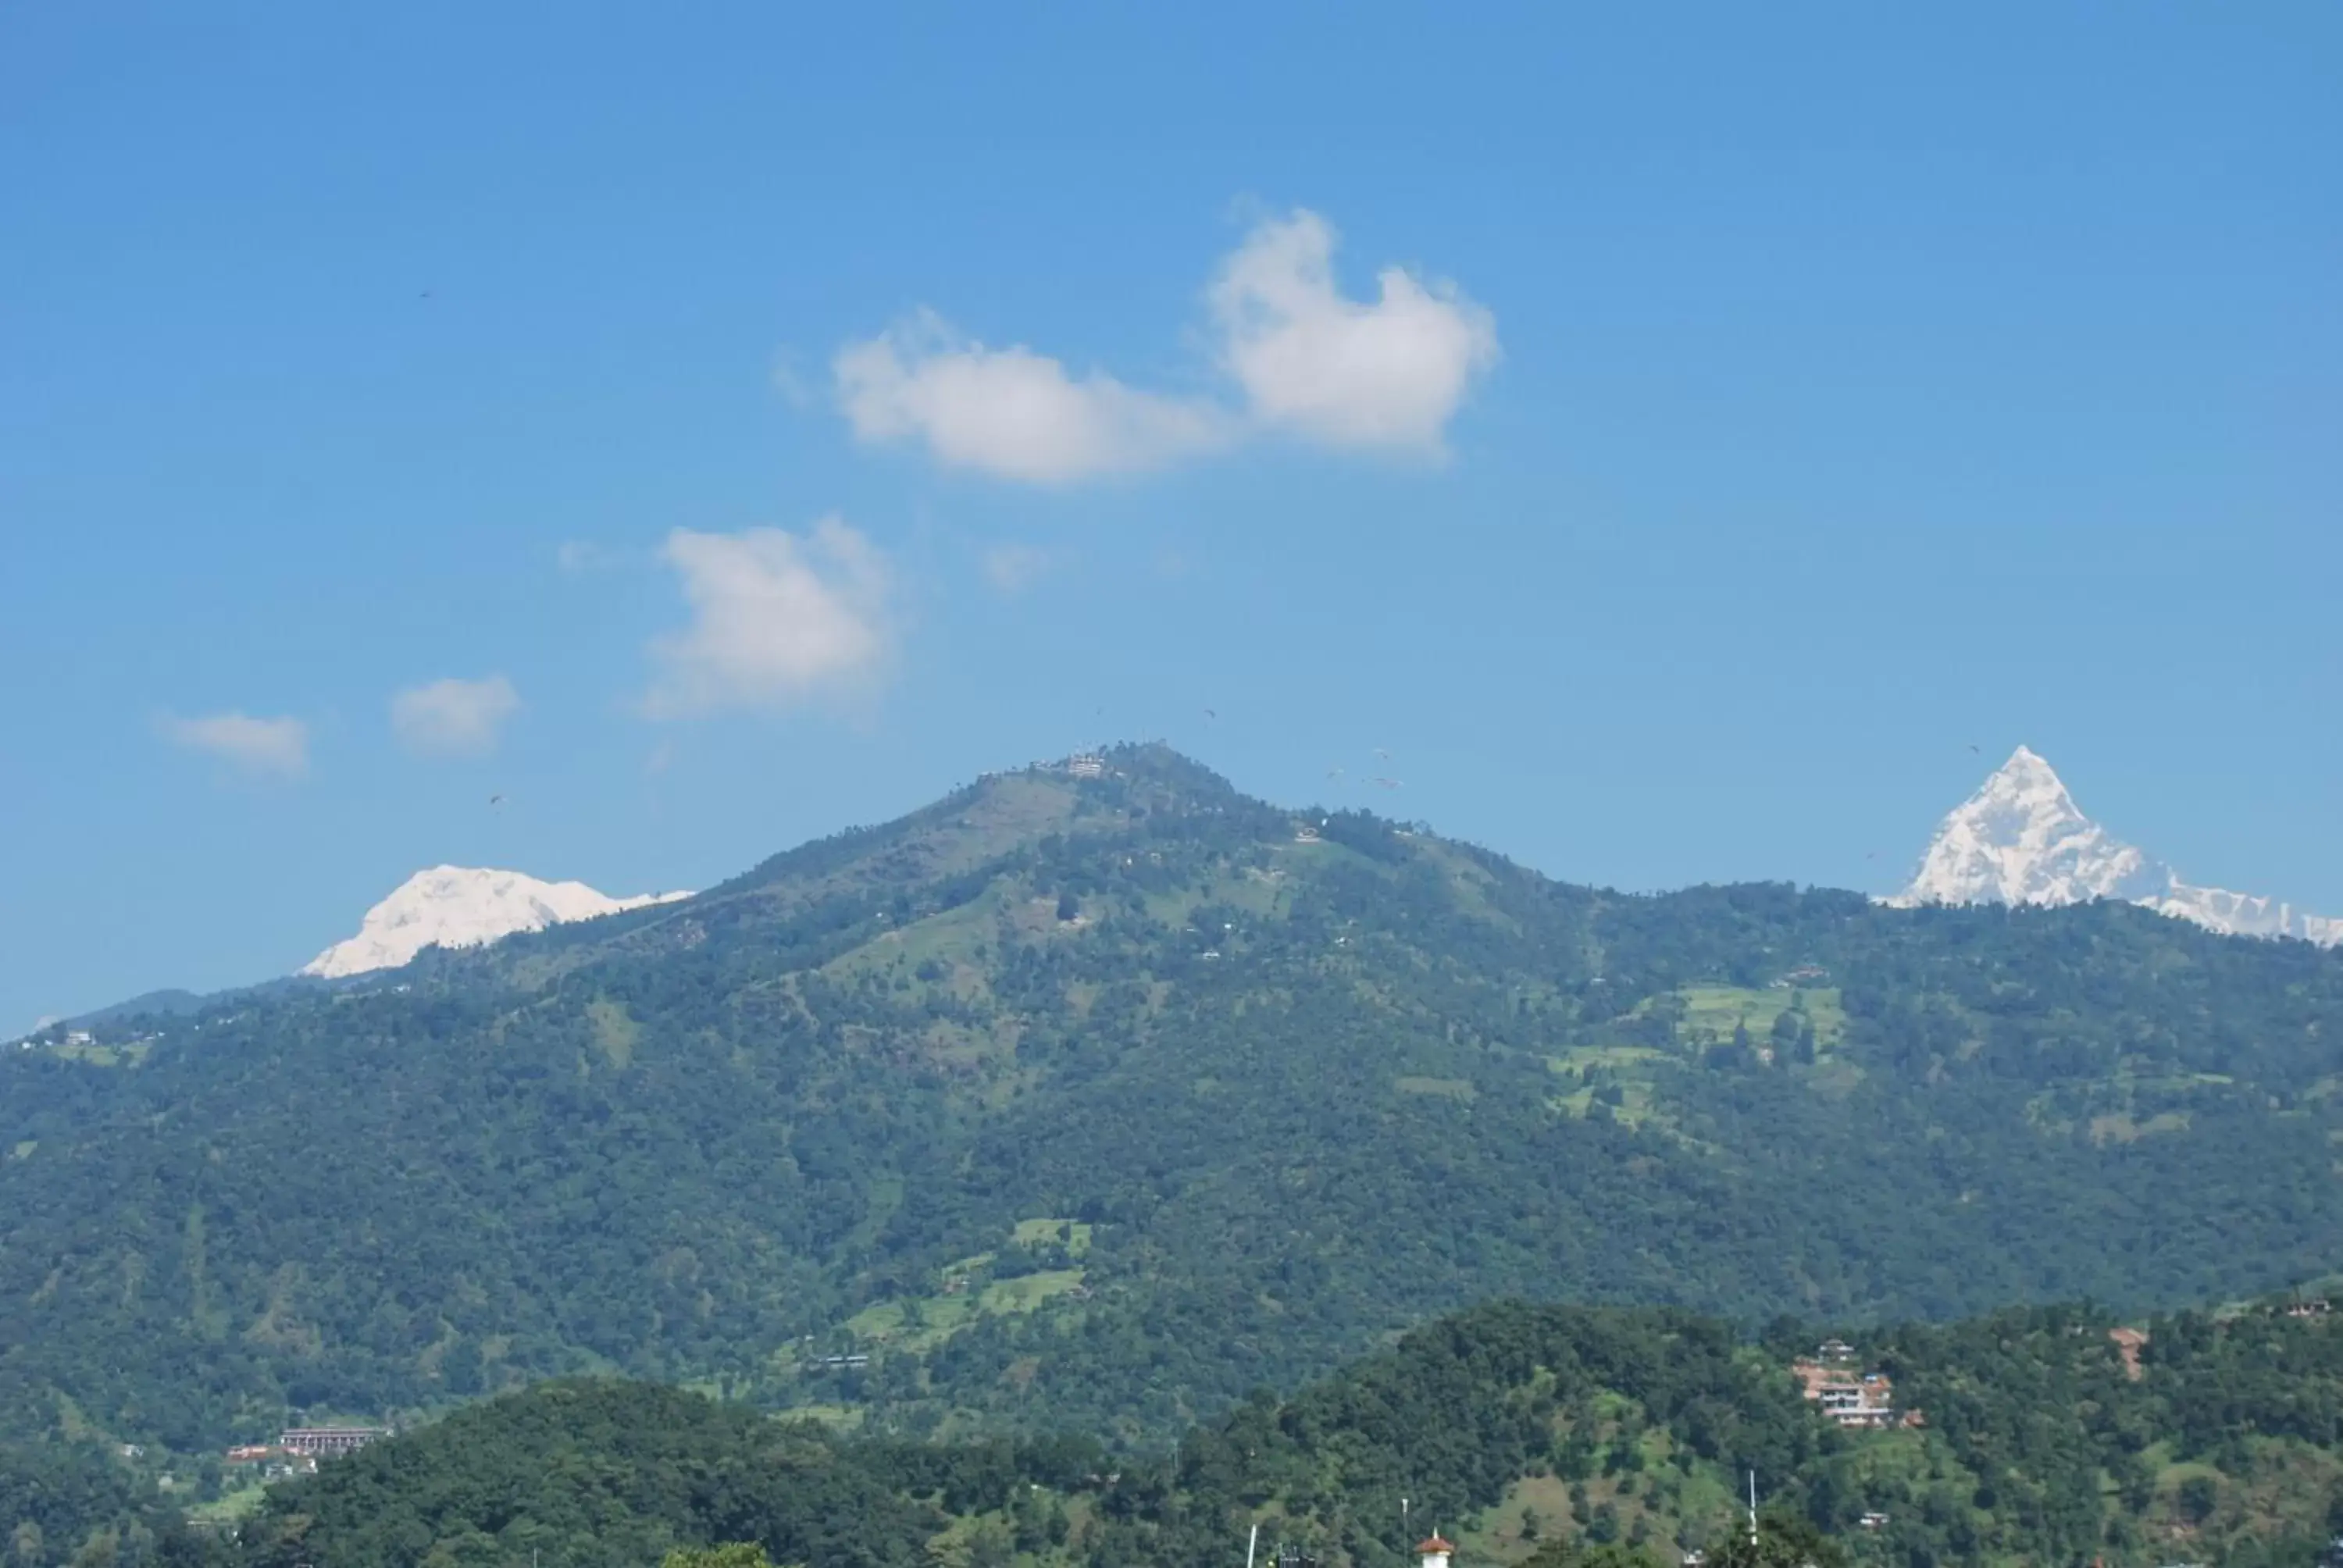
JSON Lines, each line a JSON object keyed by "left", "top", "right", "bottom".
{"left": 1706, "top": 1510, "right": 1848, "bottom": 1568}
{"left": 661, "top": 1547, "right": 776, "bottom": 1568}
{"left": 968, "top": 1520, "right": 1014, "bottom": 1568}
{"left": 1521, "top": 1541, "right": 1664, "bottom": 1568}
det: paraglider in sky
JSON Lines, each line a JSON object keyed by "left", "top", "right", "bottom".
{"left": 489, "top": 794, "right": 505, "bottom": 807}
{"left": 1371, "top": 777, "right": 1403, "bottom": 789}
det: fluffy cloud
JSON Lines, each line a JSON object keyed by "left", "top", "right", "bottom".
{"left": 980, "top": 542, "right": 1053, "bottom": 594}
{"left": 833, "top": 210, "right": 1496, "bottom": 483}
{"left": 160, "top": 711, "right": 309, "bottom": 779}
{"left": 391, "top": 675, "right": 520, "bottom": 757}
{"left": 834, "top": 310, "right": 1230, "bottom": 484}
{"left": 1209, "top": 211, "right": 1499, "bottom": 454}
{"left": 646, "top": 519, "right": 894, "bottom": 717}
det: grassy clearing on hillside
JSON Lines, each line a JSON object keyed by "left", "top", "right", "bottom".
{"left": 1551, "top": 1080, "right": 1660, "bottom": 1127}
{"left": 1464, "top": 1410, "right": 1714, "bottom": 1559}
{"left": 2088, "top": 1110, "right": 2191, "bottom": 1145}
{"left": 982, "top": 1270, "right": 1086, "bottom": 1311}
{"left": 845, "top": 1294, "right": 975, "bottom": 1350}
{"left": 1013, "top": 1218, "right": 1093, "bottom": 1254}
{"left": 1550, "top": 1045, "right": 1669, "bottom": 1074}
{"left": 823, "top": 893, "right": 1000, "bottom": 992}
{"left": 188, "top": 1482, "right": 269, "bottom": 1523}
{"left": 843, "top": 1217, "right": 1090, "bottom": 1353}
{"left": 1671, "top": 985, "right": 1846, "bottom": 1050}
{"left": 1396, "top": 1076, "right": 1476, "bottom": 1101}
{"left": 1141, "top": 868, "right": 1293, "bottom": 935}
{"left": 777, "top": 1402, "right": 865, "bottom": 1430}
{"left": 39, "top": 1039, "right": 150, "bottom": 1067}
{"left": 586, "top": 999, "right": 639, "bottom": 1069}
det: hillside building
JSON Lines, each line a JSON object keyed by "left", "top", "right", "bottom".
{"left": 278, "top": 1426, "right": 387, "bottom": 1458}
{"left": 1791, "top": 1360, "right": 1907, "bottom": 1427}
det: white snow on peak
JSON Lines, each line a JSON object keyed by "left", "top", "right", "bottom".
{"left": 302, "top": 866, "right": 691, "bottom": 978}
{"left": 1890, "top": 747, "right": 2341, "bottom": 946}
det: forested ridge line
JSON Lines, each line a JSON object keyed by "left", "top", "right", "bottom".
{"left": 3, "top": 745, "right": 2339, "bottom": 1452}
{"left": 20, "top": 1292, "right": 2342, "bottom": 1568}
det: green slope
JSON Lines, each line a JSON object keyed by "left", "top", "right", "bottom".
{"left": 209, "top": 1295, "right": 2343, "bottom": 1568}
{"left": 3, "top": 744, "right": 2341, "bottom": 1446}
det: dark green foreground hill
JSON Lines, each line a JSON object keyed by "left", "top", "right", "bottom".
{"left": 130, "top": 1296, "right": 2340, "bottom": 1568}
{"left": 4, "top": 746, "right": 2342, "bottom": 1445}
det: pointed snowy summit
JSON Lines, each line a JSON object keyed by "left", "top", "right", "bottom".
{"left": 1891, "top": 748, "right": 2340, "bottom": 946}
{"left": 303, "top": 866, "right": 690, "bottom": 978}
{"left": 1892, "top": 747, "right": 2168, "bottom": 908}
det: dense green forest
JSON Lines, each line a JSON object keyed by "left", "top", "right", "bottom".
{"left": 3, "top": 746, "right": 2341, "bottom": 1448}
{"left": 0, "top": 1438, "right": 186, "bottom": 1568}
{"left": 38, "top": 1295, "right": 2342, "bottom": 1568}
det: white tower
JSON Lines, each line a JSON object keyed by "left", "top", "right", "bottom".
{"left": 1416, "top": 1536, "right": 1455, "bottom": 1568}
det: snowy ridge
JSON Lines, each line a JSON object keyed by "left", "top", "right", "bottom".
{"left": 1890, "top": 747, "right": 2340, "bottom": 946}
{"left": 303, "top": 866, "right": 690, "bottom": 978}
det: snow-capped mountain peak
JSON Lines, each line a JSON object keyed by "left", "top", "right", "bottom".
{"left": 302, "top": 866, "right": 690, "bottom": 978}
{"left": 1891, "top": 748, "right": 2339, "bottom": 946}
{"left": 1893, "top": 747, "right": 2167, "bottom": 909}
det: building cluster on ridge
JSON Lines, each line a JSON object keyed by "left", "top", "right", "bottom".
{"left": 223, "top": 1424, "right": 389, "bottom": 1479}
{"left": 1790, "top": 1340, "right": 1922, "bottom": 1430}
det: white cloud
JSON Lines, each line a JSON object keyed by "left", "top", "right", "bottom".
{"left": 835, "top": 310, "right": 1231, "bottom": 484}
{"left": 831, "top": 210, "right": 1496, "bottom": 484}
{"left": 1209, "top": 211, "right": 1499, "bottom": 454}
{"left": 646, "top": 519, "right": 894, "bottom": 718}
{"left": 557, "top": 540, "right": 626, "bottom": 572}
{"left": 981, "top": 542, "right": 1053, "bottom": 594}
{"left": 391, "top": 675, "right": 520, "bottom": 757}
{"left": 159, "top": 711, "right": 309, "bottom": 779}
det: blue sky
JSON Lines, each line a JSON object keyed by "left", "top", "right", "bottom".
{"left": 5, "top": 2, "right": 2338, "bottom": 1032}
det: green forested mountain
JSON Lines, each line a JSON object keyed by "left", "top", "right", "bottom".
{"left": 155, "top": 1295, "right": 2343, "bottom": 1568}
{"left": 0, "top": 1438, "right": 177, "bottom": 1568}
{"left": 4, "top": 745, "right": 2341, "bottom": 1448}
